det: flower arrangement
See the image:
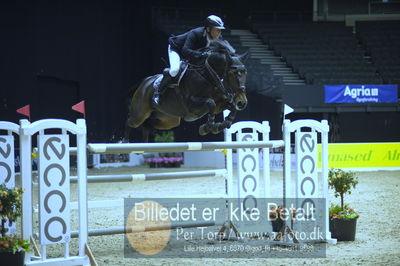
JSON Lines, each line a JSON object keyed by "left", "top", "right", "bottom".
{"left": 328, "top": 168, "right": 359, "bottom": 219}
{"left": 145, "top": 157, "right": 184, "bottom": 168}
{"left": 147, "top": 130, "right": 184, "bottom": 167}
{"left": 0, "top": 185, "right": 31, "bottom": 254}
{"left": 329, "top": 203, "right": 359, "bottom": 220}
{"left": 0, "top": 235, "right": 31, "bottom": 254}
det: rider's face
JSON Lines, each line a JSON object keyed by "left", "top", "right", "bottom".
{"left": 209, "top": 28, "right": 221, "bottom": 39}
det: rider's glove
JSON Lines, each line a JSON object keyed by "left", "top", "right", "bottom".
{"left": 202, "top": 51, "right": 212, "bottom": 58}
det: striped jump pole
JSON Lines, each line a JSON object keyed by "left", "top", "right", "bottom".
{"left": 70, "top": 221, "right": 217, "bottom": 238}
{"left": 70, "top": 169, "right": 227, "bottom": 183}
{"left": 87, "top": 140, "right": 285, "bottom": 154}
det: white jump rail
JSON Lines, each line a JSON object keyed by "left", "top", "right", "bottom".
{"left": 87, "top": 140, "right": 285, "bottom": 154}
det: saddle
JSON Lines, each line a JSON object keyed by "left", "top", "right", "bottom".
{"left": 154, "top": 62, "right": 189, "bottom": 90}
{"left": 173, "top": 61, "right": 190, "bottom": 88}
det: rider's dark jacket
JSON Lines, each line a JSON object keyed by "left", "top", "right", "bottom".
{"left": 169, "top": 27, "right": 214, "bottom": 63}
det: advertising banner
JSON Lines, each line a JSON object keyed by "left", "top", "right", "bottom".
{"left": 324, "top": 84, "right": 398, "bottom": 103}
{"left": 318, "top": 143, "right": 400, "bottom": 169}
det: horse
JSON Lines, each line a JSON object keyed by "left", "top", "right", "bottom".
{"left": 124, "top": 39, "right": 248, "bottom": 142}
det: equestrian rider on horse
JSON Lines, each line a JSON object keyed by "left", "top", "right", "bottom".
{"left": 152, "top": 15, "right": 226, "bottom": 105}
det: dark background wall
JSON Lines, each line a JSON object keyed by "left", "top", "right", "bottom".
{"left": 1, "top": 0, "right": 154, "bottom": 142}
{"left": 1, "top": 0, "right": 398, "bottom": 143}
{"left": 1, "top": 0, "right": 303, "bottom": 142}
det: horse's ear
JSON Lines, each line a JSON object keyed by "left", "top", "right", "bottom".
{"left": 239, "top": 50, "right": 250, "bottom": 63}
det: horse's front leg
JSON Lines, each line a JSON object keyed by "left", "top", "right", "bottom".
{"left": 207, "top": 109, "right": 237, "bottom": 134}
{"left": 192, "top": 97, "right": 216, "bottom": 136}
{"left": 199, "top": 113, "right": 216, "bottom": 135}
{"left": 222, "top": 109, "right": 237, "bottom": 129}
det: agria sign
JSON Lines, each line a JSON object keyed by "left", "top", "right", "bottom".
{"left": 324, "top": 84, "right": 398, "bottom": 103}
{"left": 39, "top": 135, "right": 70, "bottom": 245}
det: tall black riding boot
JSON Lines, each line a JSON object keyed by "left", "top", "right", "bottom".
{"left": 153, "top": 69, "right": 173, "bottom": 105}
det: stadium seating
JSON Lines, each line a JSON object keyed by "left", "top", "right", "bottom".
{"left": 356, "top": 20, "right": 400, "bottom": 86}
{"left": 251, "top": 22, "right": 383, "bottom": 86}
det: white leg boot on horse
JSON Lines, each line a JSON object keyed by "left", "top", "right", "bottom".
{"left": 152, "top": 68, "right": 173, "bottom": 105}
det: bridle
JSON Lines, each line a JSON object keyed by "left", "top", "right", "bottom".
{"left": 204, "top": 57, "right": 232, "bottom": 98}
{"left": 227, "top": 64, "right": 247, "bottom": 93}
{"left": 203, "top": 50, "right": 247, "bottom": 104}
{"left": 187, "top": 46, "right": 246, "bottom": 105}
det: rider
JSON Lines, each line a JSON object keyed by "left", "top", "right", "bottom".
{"left": 152, "top": 15, "right": 226, "bottom": 105}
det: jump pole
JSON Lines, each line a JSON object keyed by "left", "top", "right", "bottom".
{"left": 70, "top": 169, "right": 227, "bottom": 183}
{"left": 70, "top": 221, "right": 217, "bottom": 238}
{"left": 87, "top": 140, "right": 284, "bottom": 154}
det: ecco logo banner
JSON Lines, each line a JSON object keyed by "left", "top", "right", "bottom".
{"left": 238, "top": 131, "right": 259, "bottom": 207}
{"left": 296, "top": 132, "right": 318, "bottom": 201}
{"left": 38, "top": 134, "right": 70, "bottom": 245}
{"left": 295, "top": 131, "right": 320, "bottom": 233}
{"left": 324, "top": 84, "right": 398, "bottom": 103}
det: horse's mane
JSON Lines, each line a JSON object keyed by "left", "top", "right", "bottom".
{"left": 208, "top": 39, "right": 236, "bottom": 55}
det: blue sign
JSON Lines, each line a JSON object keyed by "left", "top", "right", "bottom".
{"left": 324, "top": 85, "right": 398, "bottom": 103}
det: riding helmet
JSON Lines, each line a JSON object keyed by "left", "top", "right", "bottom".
{"left": 205, "top": 15, "right": 225, "bottom": 29}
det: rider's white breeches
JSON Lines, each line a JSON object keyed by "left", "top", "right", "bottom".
{"left": 168, "top": 45, "right": 180, "bottom": 77}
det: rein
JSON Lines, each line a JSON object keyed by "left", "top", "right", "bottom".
{"left": 204, "top": 57, "right": 233, "bottom": 101}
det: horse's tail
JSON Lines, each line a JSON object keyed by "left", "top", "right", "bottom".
{"left": 126, "top": 84, "right": 137, "bottom": 120}
{"left": 124, "top": 79, "right": 144, "bottom": 142}
{"left": 126, "top": 80, "right": 141, "bottom": 101}
{"left": 124, "top": 75, "right": 158, "bottom": 142}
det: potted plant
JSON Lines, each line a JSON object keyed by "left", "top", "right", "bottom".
{"left": 153, "top": 131, "right": 184, "bottom": 167}
{"left": 154, "top": 130, "right": 174, "bottom": 143}
{"left": 328, "top": 169, "right": 359, "bottom": 241}
{"left": 0, "top": 184, "right": 31, "bottom": 265}
{"left": 269, "top": 205, "right": 285, "bottom": 232}
{"left": 269, "top": 205, "right": 296, "bottom": 233}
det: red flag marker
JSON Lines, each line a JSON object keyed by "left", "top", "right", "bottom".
{"left": 16, "top": 104, "right": 31, "bottom": 121}
{"left": 72, "top": 100, "right": 86, "bottom": 119}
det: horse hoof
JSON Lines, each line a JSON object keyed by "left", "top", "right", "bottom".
{"left": 223, "top": 121, "right": 232, "bottom": 128}
{"left": 212, "top": 127, "right": 220, "bottom": 134}
{"left": 120, "top": 138, "right": 129, "bottom": 143}
{"left": 199, "top": 125, "right": 209, "bottom": 136}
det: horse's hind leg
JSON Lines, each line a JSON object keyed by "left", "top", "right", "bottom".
{"left": 149, "top": 112, "right": 181, "bottom": 130}
{"left": 141, "top": 120, "right": 155, "bottom": 142}
{"left": 123, "top": 106, "right": 150, "bottom": 142}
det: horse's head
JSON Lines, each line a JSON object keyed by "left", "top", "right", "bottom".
{"left": 225, "top": 51, "right": 249, "bottom": 111}
{"left": 206, "top": 39, "right": 248, "bottom": 111}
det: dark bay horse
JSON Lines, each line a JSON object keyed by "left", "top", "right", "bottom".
{"left": 125, "top": 39, "right": 248, "bottom": 142}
